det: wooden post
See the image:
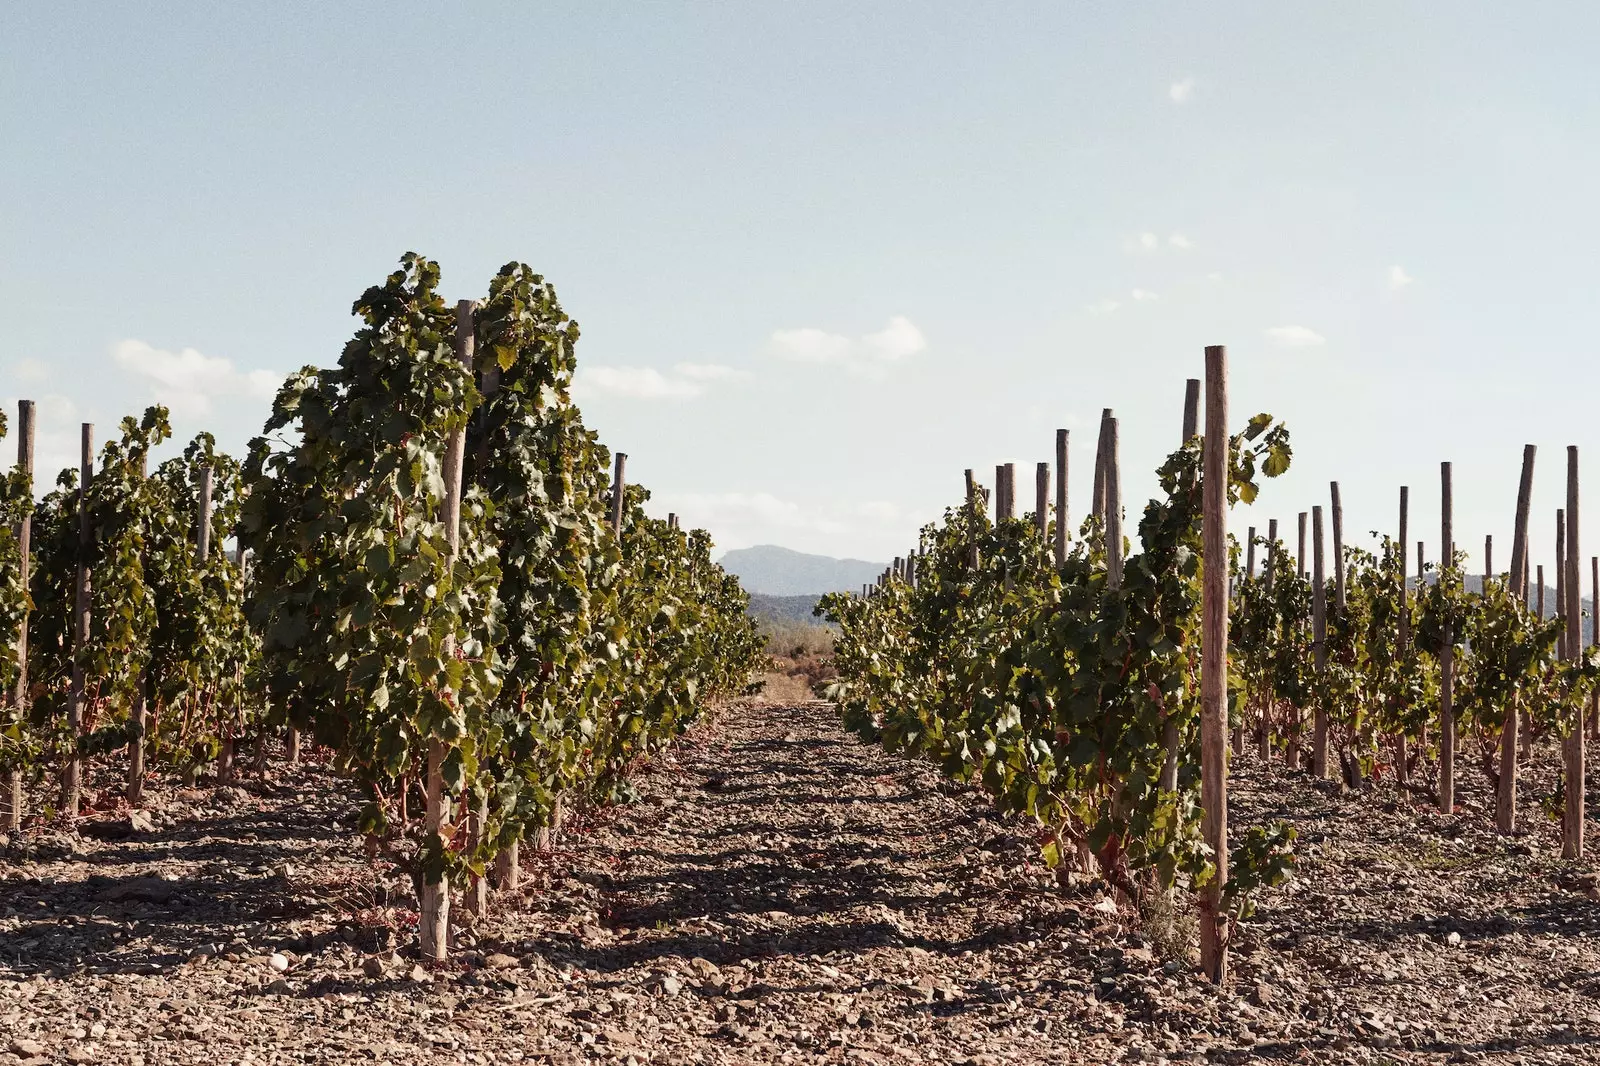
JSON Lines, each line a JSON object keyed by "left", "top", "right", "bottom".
{"left": 1162, "top": 385, "right": 1203, "bottom": 788}
{"left": 62, "top": 423, "right": 93, "bottom": 818}
{"left": 3, "top": 401, "right": 34, "bottom": 828}
{"left": 1054, "top": 429, "right": 1069, "bottom": 565}
{"left": 1297, "top": 512, "right": 1308, "bottom": 580}
{"left": 1564, "top": 446, "right": 1584, "bottom": 859}
{"left": 1265, "top": 518, "right": 1278, "bottom": 589}
{"left": 1331, "top": 483, "right": 1346, "bottom": 611}
{"left": 666, "top": 512, "right": 677, "bottom": 530}
{"left": 1245, "top": 527, "right": 1256, "bottom": 582}
{"left": 1035, "top": 462, "right": 1049, "bottom": 539}
{"left": 1538, "top": 566, "right": 1546, "bottom": 619}
{"left": 1509, "top": 445, "right": 1536, "bottom": 602}
{"left": 964, "top": 469, "right": 980, "bottom": 569}
{"left": 1092, "top": 409, "right": 1112, "bottom": 520}
{"left": 1396, "top": 487, "right": 1411, "bottom": 786}
{"left": 1484, "top": 535, "right": 1493, "bottom": 588}
{"left": 1104, "top": 418, "right": 1122, "bottom": 589}
{"left": 1199, "top": 347, "right": 1229, "bottom": 984}
{"left": 611, "top": 452, "right": 628, "bottom": 540}
{"left": 1311, "top": 505, "right": 1328, "bottom": 778}
{"left": 1183, "top": 377, "right": 1200, "bottom": 443}
{"left": 1440, "top": 462, "right": 1455, "bottom": 817}
{"left": 420, "top": 299, "right": 476, "bottom": 961}
{"left": 1591, "top": 555, "right": 1599, "bottom": 744}
{"left": 1558, "top": 510, "right": 1568, "bottom": 658}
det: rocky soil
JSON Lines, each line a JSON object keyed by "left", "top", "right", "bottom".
{"left": 4, "top": 702, "right": 1600, "bottom": 1064}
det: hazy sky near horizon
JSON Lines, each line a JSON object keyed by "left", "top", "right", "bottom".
{"left": 5, "top": 4, "right": 1600, "bottom": 572}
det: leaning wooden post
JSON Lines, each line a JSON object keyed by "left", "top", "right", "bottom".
{"left": 1104, "top": 418, "right": 1122, "bottom": 588}
{"left": 1558, "top": 510, "right": 1568, "bottom": 658}
{"left": 1054, "top": 429, "right": 1069, "bottom": 566}
{"left": 1510, "top": 446, "right": 1536, "bottom": 602}
{"left": 62, "top": 423, "right": 93, "bottom": 818}
{"left": 1199, "top": 346, "right": 1229, "bottom": 983}
{"left": 1591, "top": 556, "right": 1599, "bottom": 744}
{"left": 1330, "top": 483, "right": 1346, "bottom": 610}
{"left": 1034, "top": 462, "right": 1050, "bottom": 539}
{"left": 420, "top": 299, "right": 476, "bottom": 961}
{"left": 1440, "top": 462, "right": 1456, "bottom": 816}
{"left": 1396, "top": 486, "right": 1412, "bottom": 786}
{"left": 1484, "top": 535, "right": 1493, "bottom": 589}
{"left": 1564, "top": 446, "right": 1585, "bottom": 859}
{"left": 3, "top": 401, "right": 34, "bottom": 828}
{"left": 1092, "top": 409, "right": 1112, "bottom": 520}
{"left": 1311, "top": 505, "right": 1329, "bottom": 778}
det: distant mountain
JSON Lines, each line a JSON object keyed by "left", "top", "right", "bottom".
{"left": 747, "top": 593, "right": 828, "bottom": 626}
{"left": 719, "top": 544, "right": 885, "bottom": 597}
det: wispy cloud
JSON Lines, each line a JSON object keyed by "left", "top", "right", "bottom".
{"left": 1086, "top": 299, "right": 1121, "bottom": 316}
{"left": 1388, "top": 264, "right": 1414, "bottom": 291}
{"left": 1126, "top": 231, "right": 1191, "bottom": 253}
{"left": 112, "top": 339, "right": 281, "bottom": 418}
{"left": 1168, "top": 232, "right": 1193, "bottom": 250}
{"left": 1169, "top": 78, "right": 1195, "bottom": 104}
{"left": 573, "top": 366, "right": 704, "bottom": 400}
{"left": 1264, "top": 325, "right": 1326, "bottom": 348}
{"left": 1131, "top": 288, "right": 1159, "bottom": 302}
{"left": 6, "top": 358, "right": 48, "bottom": 384}
{"left": 770, "top": 315, "right": 926, "bottom": 377}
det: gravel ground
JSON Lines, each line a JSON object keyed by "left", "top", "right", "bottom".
{"left": 3, "top": 701, "right": 1600, "bottom": 1064}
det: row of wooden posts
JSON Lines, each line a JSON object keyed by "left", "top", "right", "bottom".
{"left": 859, "top": 346, "right": 1599, "bottom": 981}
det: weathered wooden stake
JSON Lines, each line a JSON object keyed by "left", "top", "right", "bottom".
{"left": 1092, "top": 408, "right": 1113, "bottom": 520}
{"left": 1199, "top": 347, "right": 1229, "bottom": 984}
{"left": 1396, "top": 487, "right": 1411, "bottom": 786}
{"left": 1331, "top": 482, "right": 1346, "bottom": 610}
{"left": 1311, "top": 505, "right": 1328, "bottom": 778}
{"left": 1565, "top": 446, "right": 1585, "bottom": 859}
{"left": 62, "top": 423, "right": 93, "bottom": 818}
{"left": 1035, "top": 462, "right": 1049, "bottom": 539}
{"left": 1510, "top": 446, "right": 1536, "bottom": 602}
{"left": 1265, "top": 518, "right": 1278, "bottom": 590}
{"left": 1258, "top": 518, "right": 1278, "bottom": 763}
{"left": 1297, "top": 512, "right": 1308, "bottom": 580}
{"left": 1245, "top": 527, "right": 1257, "bottom": 582}
{"left": 420, "top": 299, "right": 476, "bottom": 961}
{"left": 1054, "top": 429, "right": 1069, "bottom": 566}
{"left": 3, "top": 401, "right": 34, "bottom": 828}
{"left": 611, "top": 452, "right": 628, "bottom": 540}
{"left": 1440, "top": 462, "right": 1455, "bottom": 816}
{"left": 1104, "top": 418, "right": 1122, "bottom": 589}
{"left": 1558, "top": 510, "right": 1568, "bottom": 657}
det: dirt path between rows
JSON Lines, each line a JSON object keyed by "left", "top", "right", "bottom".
{"left": 4, "top": 701, "right": 1600, "bottom": 1065}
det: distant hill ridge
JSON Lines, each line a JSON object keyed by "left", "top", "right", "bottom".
{"left": 718, "top": 544, "right": 886, "bottom": 597}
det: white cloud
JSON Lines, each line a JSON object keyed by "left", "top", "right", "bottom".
{"left": 673, "top": 362, "right": 747, "bottom": 382}
{"left": 1169, "top": 79, "right": 1195, "bottom": 104}
{"left": 770, "top": 315, "right": 926, "bottom": 377}
{"left": 1131, "top": 288, "right": 1159, "bottom": 301}
{"left": 7, "top": 358, "right": 48, "bottom": 384}
{"left": 1264, "top": 325, "right": 1327, "bottom": 348}
{"left": 1168, "top": 232, "right": 1193, "bottom": 250}
{"left": 573, "top": 366, "right": 704, "bottom": 400}
{"left": 1140, "top": 231, "right": 1159, "bottom": 250}
{"left": 112, "top": 339, "right": 281, "bottom": 418}
{"left": 1388, "top": 264, "right": 1414, "bottom": 291}
{"left": 1086, "top": 299, "right": 1121, "bottom": 316}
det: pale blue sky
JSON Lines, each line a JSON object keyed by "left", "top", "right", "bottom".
{"left": 4, "top": 4, "right": 1599, "bottom": 572}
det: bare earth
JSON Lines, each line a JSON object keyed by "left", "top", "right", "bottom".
{"left": 3, "top": 701, "right": 1600, "bottom": 1065}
